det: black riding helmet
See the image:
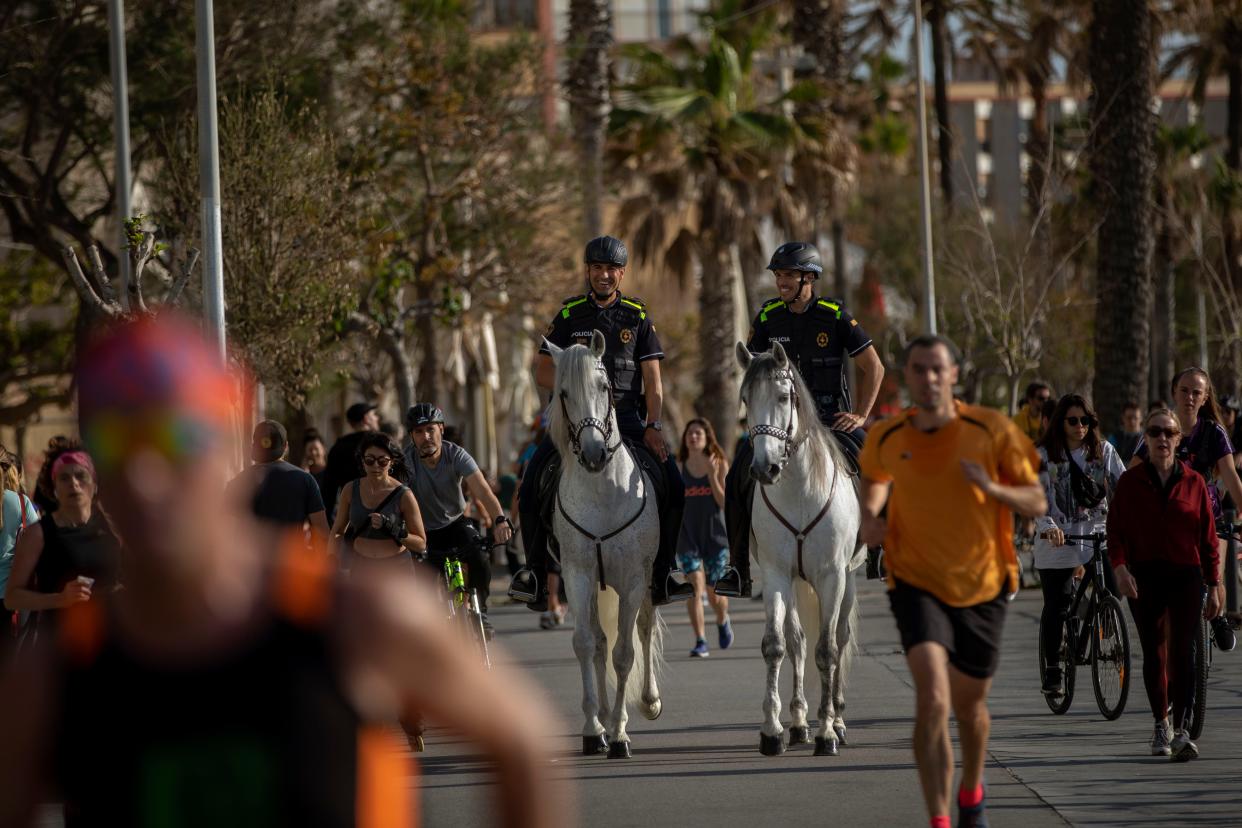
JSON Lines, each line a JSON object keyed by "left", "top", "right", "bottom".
{"left": 405, "top": 403, "right": 445, "bottom": 431}
{"left": 766, "top": 242, "right": 823, "bottom": 277}
{"left": 584, "top": 236, "right": 628, "bottom": 267}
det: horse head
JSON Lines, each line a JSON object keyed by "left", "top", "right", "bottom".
{"left": 549, "top": 330, "right": 618, "bottom": 473}
{"left": 737, "top": 341, "right": 800, "bottom": 485}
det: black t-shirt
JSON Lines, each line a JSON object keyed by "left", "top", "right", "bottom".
{"left": 747, "top": 294, "right": 872, "bottom": 417}
{"left": 540, "top": 292, "right": 663, "bottom": 410}
{"left": 321, "top": 431, "right": 369, "bottom": 521}
{"left": 230, "top": 461, "right": 325, "bottom": 527}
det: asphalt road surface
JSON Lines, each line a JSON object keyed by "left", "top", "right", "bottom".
{"left": 422, "top": 574, "right": 1242, "bottom": 827}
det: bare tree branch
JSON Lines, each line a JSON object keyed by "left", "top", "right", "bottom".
{"left": 165, "top": 248, "right": 200, "bottom": 306}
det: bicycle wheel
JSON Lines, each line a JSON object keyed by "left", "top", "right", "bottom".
{"left": 1187, "top": 617, "right": 1209, "bottom": 740}
{"left": 1038, "top": 613, "right": 1075, "bottom": 714}
{"left": 1091, "top": 594, "right": 1130, "bottom": 721}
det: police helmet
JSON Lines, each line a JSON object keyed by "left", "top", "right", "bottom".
{"left": 766, "top": 242, "right": 823, "bottom": 276}
{"left": 584, "top": 236, "right": 628, "bottom": 267}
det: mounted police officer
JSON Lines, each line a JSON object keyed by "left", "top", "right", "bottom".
{"left": 714, "top": 241, "right": 886, "bottom": 598}
{"left": 508, "top": 236, "right": 695, "bottom": 608}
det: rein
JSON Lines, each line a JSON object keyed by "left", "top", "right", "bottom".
{"left": 555, "top": 444, "right": 648, "bottom": 591}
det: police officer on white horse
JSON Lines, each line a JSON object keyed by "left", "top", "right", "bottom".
{"left": 509, "top": 236, "right": 696, "bottom": 608}
{"left": 715, "top": 242, "right": 886, "bottom": 598}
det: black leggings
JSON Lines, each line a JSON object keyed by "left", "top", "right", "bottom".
{"left": 1128, "top": 563, "right": 1204, "bottom": 727}
{"left": 425, "top": 518, "right": 490, "bottom": 611}
{"left": 1038, "top": 561, "right": 1118, "bottom": 671}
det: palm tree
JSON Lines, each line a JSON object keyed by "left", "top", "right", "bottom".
{"left": 1088, "top": 0, "right": 1157, "bottom": 434}
{"left": 565, "top": 0, "right": 614, "bottom": 236}
{"left": 609, "top": 2, "right": 800, "bottom": 434}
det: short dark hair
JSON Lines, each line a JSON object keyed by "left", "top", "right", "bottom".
{"left": 1025, "top": 381, "right": 1052, "bottom": 401}
{"left": 1122, "top": 401, "right": 1141, "bottom": 413}
{"left": 902, "top": 334, "right": 961, "bottom": 366}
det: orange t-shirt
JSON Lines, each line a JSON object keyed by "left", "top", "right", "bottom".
{"left": 860, "top": 402, "right": 1039, "bottom": 607}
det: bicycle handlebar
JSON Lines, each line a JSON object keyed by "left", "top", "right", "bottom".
{"left": 1062, "top": 532, "right": 1107, "bottom": 543}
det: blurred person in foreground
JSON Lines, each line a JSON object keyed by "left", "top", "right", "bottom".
{"left": 0, "top": 315, "right": 566, "bottom": 828}
{"left": 228, "top": 420, "right": 328, "bottom": 546}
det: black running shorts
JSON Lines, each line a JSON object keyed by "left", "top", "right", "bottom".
{"left": 888, "top": 579, "right": 1008, "bottom": 679}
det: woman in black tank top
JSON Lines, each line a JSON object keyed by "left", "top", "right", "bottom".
{"left": 330, "top": 434, "right": 426, "bottom": 568}
{"left": 5, "top": 446, "right": 120, "bottom": 622}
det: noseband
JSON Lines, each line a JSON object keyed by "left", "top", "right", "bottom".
{"left": 748, "top": 369, "right": 802, "bottom": 468}
{"left": 559, "top": 366, "right": 622, "bottom": 465}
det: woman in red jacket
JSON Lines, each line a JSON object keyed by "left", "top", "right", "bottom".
{"left": 1108, "top": 409, "right": 1221, "bottom": 762}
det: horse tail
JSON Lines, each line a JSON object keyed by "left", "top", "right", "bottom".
{"left": 794, "top": 577, "right": 822, "bottom": 658}
{"left": 597, "top": 587, "right": 664, "bottom": 707}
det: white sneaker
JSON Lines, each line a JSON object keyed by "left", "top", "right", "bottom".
{"left": 1150, "top": 720, "right": 1171, "bottom": 756}
{"left": 1170, "top": 729, "right": 1198, "bottom": 762}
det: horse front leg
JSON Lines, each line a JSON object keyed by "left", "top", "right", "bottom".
{"left": 567, "top": 570, "right": 607, "bottom": 756}
{"left": 813, "top": 571, "right": 846, "bottom": 757}
{"left": 760, "top": 581, "right": 789, "bottom": 756}
{"left": 831, "top": 570, "right": 858, "bottom": 746}
{"left": 607, "top": 586, "right": 642, "bottom": 758}
{"left": 636, "top": 598, "right": 662, "bottom": 721}
{"left": 785, "top": 595, "right": 811, "bottom": 746}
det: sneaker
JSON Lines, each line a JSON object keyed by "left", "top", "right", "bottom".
{"left": 713, "top": 567, "right": 752, "bottom": 598}
{"left": 539, "top": 608, "right": 565, "bottom": 630}
{"left": 1150, "top": 719, "right": 1171, "bottom": 756}
{"left": 690, "top": 639, "right": 710, "bottom": 658}
{"left": 1211, "top": 615, "right": 1236, "bottom": 652}
{"left": 956, "top": 789, "right": 988, "bottom": 828}
{"left": 718, "top": 617, "right": 734, "bottom": 650}
{"left": 1170, "top": 729, "right": 1198, "bottom": 762}
{"left": 1041, "top": 666, "right": 1063, "bottom": 696}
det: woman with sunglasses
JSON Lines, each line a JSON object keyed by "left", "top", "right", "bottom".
{"left": 1033, "top": 395, "right": 1125, "bottom": 696}
{"left": 1130, "top": 368, "right": 1241, "bottom": 652}
{"left": 5, "top": 440, "right": 121, "bottom": 630}
{"left": 1109, "top": 409, "right": 1221, "bottom": 760}
{"left": 331, "top": 433, "right": 427, "bottom": 570}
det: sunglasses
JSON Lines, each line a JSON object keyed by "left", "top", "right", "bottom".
{"left": 1065, "top": 416, "right": 1096, "bottom": 427}
{"left": 362, "top": 455, "right": 393, "bottom": 467}
{"left": 1146, "top": 426, "right": 1180, "bottom": 440}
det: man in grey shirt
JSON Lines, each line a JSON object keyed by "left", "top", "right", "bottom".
{"left": 404, "top": 404, "right": 512, "bottom": 626}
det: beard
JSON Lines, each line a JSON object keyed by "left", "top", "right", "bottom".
{"left": 418, "top": 443, "right": 439, "bottom": 458}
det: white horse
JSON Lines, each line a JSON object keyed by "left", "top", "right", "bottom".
{"left": 737, "top": 342, "right": 864, "bottom": 757}
{"left": 547, "top": 331, "right": 666, "bottom": 758}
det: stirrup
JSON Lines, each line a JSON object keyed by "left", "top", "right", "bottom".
{"left": 507, "top": 569, "right": 539, "bottom": 603}
{"left": 713, "top": 568, "right": 750, "bottom": 598}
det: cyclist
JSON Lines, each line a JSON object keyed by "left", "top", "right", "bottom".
{"left": 859, "top": 335, "right": 1044, "bottom": 828}
{"left": 1033, "top": 395, "right": 1124, "bottom": 696}
{"left": 404, "top": 403, "right": 512, "bottom": 632}
{"left": 508, "top": 236, "right": 693, "bottom": 608}
{"left": 0, "top": 315, "right": 565, "bottom": 828}
{"left": 1131, "top": 368, "right": 1239, "bottom": 651}
{"left": 331, "top": 432, "right": 427, "bottom": 575}
{"left": 716, "top": 241, "right": 885, "bottom": 598}
{"left": 1108, "top": 408, "right": 1220, "bottom": 760}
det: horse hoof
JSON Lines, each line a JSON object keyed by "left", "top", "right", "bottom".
{"left": 789, "top": 726, "right": 812, "bottom": 745}
{"left": 607, "top": 740, "right": 632, "bottom": 759}
{"left": 833, "top": 724, "right": 848, "bottom": 745}
{"left": 641, "top": 698, "right": 663, "bottom": 721}
{"left": 814, "top": 737, "right": 839, "bottom": 757}
{"left": 582, "top": 735, "right": 608, "bottom": 756}
{"left": 759, "top": 733, "right": 786, "bottom": 756}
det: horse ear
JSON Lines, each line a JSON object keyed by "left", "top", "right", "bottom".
{"left": 772, "top": 342, "right": 789, "bottom": 368}
{"left": 543, "top": 338, "right": 563, "bottom": 363}
{"left": 735, "top": 342, "right": 752, "bottom": 369}
{"left": 590, "top": 329, "right": 606, "bottom": 358}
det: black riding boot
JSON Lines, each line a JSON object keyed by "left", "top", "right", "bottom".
{"left": 715, "top": 441, "right": 755, "bottom": 598}
{"left": 509, "top": 503, "right": 548, "bottom": 611}
{"left": 651, "top": 453, "right": 694, "bottom": 605}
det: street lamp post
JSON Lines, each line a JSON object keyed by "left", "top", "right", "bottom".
{"left": 913, "top": 0, "right": 937, "bottom": 334}
{"left": 107, "top": 0, "right": 132, "bottom": 312}
{"left": 195, "top": 0, "right": 226, "bottom": 361}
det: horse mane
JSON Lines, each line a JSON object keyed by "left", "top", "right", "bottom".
{"left": 546, "top": 343, "right": 604, "bottom": 451}
{"left": 741, "top": 350, "right": 846, "bottom": 499}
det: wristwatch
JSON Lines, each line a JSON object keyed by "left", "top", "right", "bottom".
{"left": 495, "top": 515, "right": 510, "bottom": 526}
{"left": 645, "top": 420, "right": 663, "bottom": 432}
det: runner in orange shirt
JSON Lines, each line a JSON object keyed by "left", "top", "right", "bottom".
{"left": 859, "top": 335, "right": 1045, "bottom": 828}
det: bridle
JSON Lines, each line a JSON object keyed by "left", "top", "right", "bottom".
{"left": 558, "top": 363, "right": 622, "bottom": 466}
{"left": 747, "top": 368, "right": 804, "bottom": 469}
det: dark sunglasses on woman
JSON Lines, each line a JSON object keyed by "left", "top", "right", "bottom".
{"left": 362, "top": 455, "right": 393, "bottom": 467}
{"left": 1065, "top": 416, "right": 1096, "bottom": 427}
{"left": 1145, "top": 426, "right": 1178, "bottom": 440}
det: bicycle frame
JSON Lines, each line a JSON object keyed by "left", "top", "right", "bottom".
{"left": 1063, "top": 531, "right": 1112, "bottom": 665}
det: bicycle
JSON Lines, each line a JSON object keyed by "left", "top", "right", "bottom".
{"left": 1185, "top": 520, "right": 1242, "bottom": 739}
{"left": 1039, "top": 529, "right": 1131, "bottom": 720}
{"left": 418, "top": 536, "right": 505, "bottom": 670}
